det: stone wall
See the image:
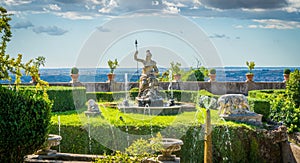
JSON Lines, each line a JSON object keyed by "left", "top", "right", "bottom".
{"left": 46, "top": 81, "right": 286, "bottom": 95}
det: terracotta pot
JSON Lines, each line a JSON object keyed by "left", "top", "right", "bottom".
{"left": 70, "top": 73, "right": 79, "bottom": 83}
{"left": 283, "top": 74, "right": 290, "bottom": 82}
{"left": 246, "top": 73, "right": 254, "bottom": 82}
{"left": 107, "top": 73, "right": 115, "bottom": 82}
{"left": 173, "top": 74, "right": 181, "bottom": 82}
{"left": 208, "top": 74, "right": 216, "bottom": 82}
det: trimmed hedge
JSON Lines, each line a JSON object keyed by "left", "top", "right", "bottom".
{"left": 0, "top": 86, "right": 52, "bottom": 162}
{"left": 18, "top": 86, "right": 87, "bottom": 112}
{"left": 47, "top": 87, "right": 86, "bottom": 112}
{"left": 248, "top": 89, "right": 285, "bottom": 99}
{"left": 248, "top": 98, "right": 270, "bottom": 121}
{"left": 49, "top": 114, "right": 282, "bottom": 162}
{"left": 87, "top": 89, "right": 218, "bottom": 103}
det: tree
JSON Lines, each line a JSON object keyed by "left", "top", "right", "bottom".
{"left": 0, "top": 6, "right": 47, "bottom": 89}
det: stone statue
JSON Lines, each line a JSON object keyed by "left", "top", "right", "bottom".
{"left": 134, "top": 50, "right": 163, "bottom": 107}
{"left": 134, "top": 50, "right": 159, "bottom": 97}
{"left": 84, "top": 99, "right": 101, "bottom": 117}
{"left": 217, "top": 94, "right": 250, "bottom": 115}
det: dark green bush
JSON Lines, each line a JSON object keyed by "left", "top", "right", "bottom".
{"left": 248, "top": 98, "right": 270, "bottom": 121}
{"left": 0, "top": 86, "right": 52, "bottom": 162}
{"left": 47, "top": 86, "right": 86, "bottom": 112}
{"left": 86, "top": 92, "right": 126, "bottom": 102}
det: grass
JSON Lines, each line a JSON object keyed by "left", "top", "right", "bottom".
{"left": 50, "top": 103, "right": 255, "bottom": 130}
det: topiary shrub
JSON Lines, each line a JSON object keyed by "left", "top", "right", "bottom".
{"left": 0, "top": 86, "right": 52, "bottom": 162}
{"left": 248, "top": 98, "right": 270, "bottom": 121}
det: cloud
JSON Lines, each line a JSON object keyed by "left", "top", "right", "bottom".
{"left": 250, "top": 19, "right": 300, "bottom": 29}
{"left": 3, "top": 0, "right": 32, "bottom": 6}
{"left": 209, "top": 33, "right": 230, "bottom": 39}
{"left": 1, "top": 0, "right": 300, "bottom": 24}
{"left": 13, "top": 20, "right": 34, "bottom": 29}
{"left": 32, "top": 26, "right": 68, "bottom": 36}
{"left": 200, "top": 0, "right": 288, "bottom": 10}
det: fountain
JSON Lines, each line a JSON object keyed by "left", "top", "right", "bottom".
{"left": 217, "top": 94, "right": 262, "bottom": 125}
{"left": 119, "top": 49, "right": 181, "bottom": 115}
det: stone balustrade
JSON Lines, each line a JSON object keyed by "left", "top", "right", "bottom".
{"left": 35, "top": 81, "right": 286, "bottom": 95}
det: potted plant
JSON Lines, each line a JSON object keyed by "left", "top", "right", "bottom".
{"left": 208, "top": 68, "right": 216, "bottom": 82}
{"left": 246, "top": 61, "right": 255, "bottom": 82}
{"left": 30, "top": 56, "right": 46, "bottom": 84}
{"left": 170, "top": 61, "right": 181, "bottom": 82}
{"left": 283, "top": 68, "right": 291, "bottom": 82}
{"left": 70, "top": 67, "right": 79, "bottom": 83}
{"left": 107, "top": 59, "right": 119, "bottom": 82}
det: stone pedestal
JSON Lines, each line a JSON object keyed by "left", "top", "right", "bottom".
{"left": 220, "top": 112, "right": 263, "bottom": 125}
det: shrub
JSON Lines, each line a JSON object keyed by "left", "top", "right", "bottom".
{"left": 248, "top": 98, "right": 270, "bottom": 121}
{"left": 183, "top": 69, "right": 205, "bottom": 81}
{"left": 284, "top": 68, "right": 291, "bottom": 74}
{"left": 286, "top": 69, "right": 300, "bottom": 108}
{"left": 47, "top": 86, "right": 86, "bottom": 112}
{"left": 0, "top": 86, "right": 52, "bottom": 162}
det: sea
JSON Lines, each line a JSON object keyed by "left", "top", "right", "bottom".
{"left": 0, "top": 67, "right": 299, "bottom": 84}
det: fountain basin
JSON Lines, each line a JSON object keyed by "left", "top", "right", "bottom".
{"left": 119, "top": 105, "right": 182, "bottom": 115}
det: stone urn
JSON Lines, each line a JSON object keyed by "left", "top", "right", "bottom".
{"left": 173, "top": 74, "right": 181, "bottom": 82}
{"left": 283, "top": 74, "right": 290, "bottom": 82}
{"left": 158, "top": 138, "right": 183, "bottom": 161}
{"left": 37, "top": 134, "right": 62, "bottom": 155}
{"left": 208, "top": 74, "right": 216, "bottom": 82}
{"left": 107, "top": 73, "right": 115, "bottom": 82}
{"left": 245, "top": 73, "right": 254, "bottom": 82}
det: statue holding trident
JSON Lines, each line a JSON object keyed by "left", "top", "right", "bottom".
{"left": 134, "top": 49, "right": 159, "bottom": 98}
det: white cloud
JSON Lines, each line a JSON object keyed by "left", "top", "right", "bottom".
{"left": 56, "top": 12, "right": 95, "bottom": 20}
{"left": 32, "top": 26, "right": 68, "bottom": 36}
{"left": 49, "top": 4, "right": 61, "bottom": 11}
{"left": 251, "top": 19, "right": 300, "bottom": 29}
{"left": 283, "top": 0, "right": 300, "bottom": 12}
{"left": 3, "top": 0, "right": 32, "bottom": 6}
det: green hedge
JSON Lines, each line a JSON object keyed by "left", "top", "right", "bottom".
{"left": 87, "top": 89, "right": 217, "bottom": 103}
{"left": 18, "top": 86, "right": 87, "bottom": 112}
{"left": 248, "top": 89, "right": 285, "bottom": 99}
{"left": 248, "top": 98, "right": 270, "bottom": 121}
{"left": 0, "top": 86, "right": 52, "bottom": 162}
{"left": 47, "top": 87, "right": 86, "bottom": 112}
{"left": 49, "top": 117, "right": 281, "bottom": 162}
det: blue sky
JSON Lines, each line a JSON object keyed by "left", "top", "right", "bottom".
{"left": 1, "top": 0, "right": 300, "bottom": 68}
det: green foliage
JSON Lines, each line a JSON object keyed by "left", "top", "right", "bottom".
{"left": 246, "top": 61, "right": 255, "bottom": 74}
{"left": 126, "top": 133, "right": 163, "bottom": 156}
{"left": 47, "top": 86, "right": 86, "bottom": 112}
{"left": 86, "top": 91, "right": 126, "bottom": 102}
{"left": 0, "top": 86, "right": 52, "bottom": 162}
{"left": 209, "top": 68, "right": 216, "bottom": 74}
{"left": 108, "top": 59, "right": 119, "bottom": 74}
{"left": 169, "top": 61, "right": 181, "bottom": 74}
{"left": 248, "top": 98, "right": 270, "bottom": 121}
{"left": 182, "top": 67, "right": 207, "bottom": 81}
{"left": 286, "top": 69, "right": 300, "bottom": 108}
{"left": 19, "top": 86, "right": 86, "bottom": 112}
{"left": 0, "top": 7, "right": 48, "bottom": 90}
{"left": 284, "top": 68, "right": 291, "bottom": 74}
{"left": 71, "top": 67, "right": 79, "bottom": 74}
{"left": 248, "top": 89, "right": 285, "bottom": 99}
